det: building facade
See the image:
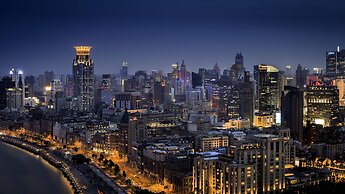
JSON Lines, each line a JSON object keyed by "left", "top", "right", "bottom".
{"left": 72, "top": 46, "right": 95, "bottom": 112}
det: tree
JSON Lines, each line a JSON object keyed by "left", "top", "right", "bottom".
{"left": 103, "top": 159, "right": 109, "bottom": 166}
{"left": 125, "top": 179, "right": 132, "bottom": 185}
{"left": 72, "top": 154, "right": 90, "bottom": 164}
{"left": 98, "top": 154, "right": 105, "bottom": 163}
{"left": 108, "top": 160, "right": 115, "bottom": 168}
{"left": 114, "top": 164, "right": 120, "bottom": 175}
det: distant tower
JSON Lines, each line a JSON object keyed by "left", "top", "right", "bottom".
{"left": 121, "top": 62, "right": 128, "bottom": 79}
{"left": 230, "top": 52, "right": 246, "bottom": 82}
{"left": 326, "top": 47, "right": 345, "bottom": 77}
{"left": 72, "top": 46, "right": 94, "bottom": 112}
{"left": 213, "top": 63, "right": 220, "bottom": 79}
{"left": 180, "top": 60, "right": 187, "bottom": 80}
{"left": 9, "top": 68, "right": 25, "bottom": 108}
{"left": 171, "top": 63, "right": 179, "bottom": 79}
{"left": 295, "top": 64, "right": 309, "bottom": 89}
{"left": 179, "top": 60, "right": 188, "bottom": 95}
{"left": 235, "top": 52, "right": 244, "bottom": 66}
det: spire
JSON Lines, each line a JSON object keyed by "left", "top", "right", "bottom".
{"left": 180, "top": 60, "right": 186, "bottom": 70}
{"left": 214, "top": 62, "right": 219, "bottom": 70}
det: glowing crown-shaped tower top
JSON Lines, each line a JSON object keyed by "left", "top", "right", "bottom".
{"left": 74, "top": 46, "right": 92, "bottom": 55}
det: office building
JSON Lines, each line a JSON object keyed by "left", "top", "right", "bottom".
{"left": 193, "top": 131, "right": 286, "bottom": 194}
{"left": 295, "top": 64, "right": 309, "bottom": 90}
{"left": 257, "top": 64, "right": 280, "bottom": 114}
{"left": 326, "top": 47, "right": 345, "bottom": 77}
{"left": 281, "top": 86, "right": 304, "bottom": 141}
{"left": 0, "top": 77, "right": 16, "bottom": 110}
{"left": 306, "top": 81, "right": 339, "bottom": 127}
{"left": 230, "top": 52, "right": 246, "bottom": 82}
{"left": 72, "top": 46, "right": 95, "bottom": 112}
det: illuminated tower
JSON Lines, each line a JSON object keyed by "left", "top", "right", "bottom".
{"left": 171, "top": 63, "right": 179, "bottom": 78}
{"left": 326, "top": 47, "right": 345, "bottom": 77}
{"left": 257, "top": 64, "right": 280, "bottom": 114}
{"left": 9, "top": 68, "right": 25, "bottom": 108}
{"left": 72, "top": 46, "right": 94, "bottom": 112}
{"left": 306, "top": 81, "right": 339, "bottom": 127}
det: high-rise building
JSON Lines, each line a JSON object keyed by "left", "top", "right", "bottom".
{"left": 333, "top": 78, "right": 345, "bottom": 106}
{"left": 153, "top": 81, "right": 171, "bottom": 105}
{"left": 191, "top": 72, "right": 203, "bottom": 88}
{"left": 257, "top": 64, "right": 280, "bottom": 114}
{"left": 235, "top": 81, "right": 254, "bottom": 122}
{"left": 326, "top": 51, "right": 337, "bottom": 77}
{"left": 227, "top": 87, "right": 240, "bottom": 118}
{"left": 171, "top": 63, "right": 179, "bottom": 79}
{"left": 230, "top": 52, "right": 246, "bottom": 82}
{"left": 72, "top": 46, "right": 95, "bottom": 112}
{"left": 0, "top": 77, "right": 16, "bottom": 110}
{"left": 9, "top": 68, "right": 25, "bottom": 108}
{"left": 25, "top": 75, "right": 35, "bottom": 97}
{"left": 295, "top": 64, "right": 309, "bottom": 90}
{"left": 120, "top": 61, "right": 128, "bottom": 79}
{"left": 235, "top": 52, "right": 244, "bottom": 66}
{"left": 193, "top": 131, "right": 287, "bottom": 194}
{"left": 306, "top": 81, "right": 339, "bottom": 127}
{"left": 326, "top": 47, "right": 345, "bottom": 77}
{"left": 281, "top": 86, "right": 304, "bottom": 141}
{"left": 44, "top": 70, "right": 55, "bottom": 86}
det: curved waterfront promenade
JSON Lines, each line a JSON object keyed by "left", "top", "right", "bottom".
{"left": 0, "top": 134, "right": 126, "bottom": 194}
{"left": 0, "top": 140, "right": 74, "bottom": 194}
{"left": 0, "top": 135, "right": 83, "bottom": 193}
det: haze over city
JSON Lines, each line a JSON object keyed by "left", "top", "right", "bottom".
{"left": 1, "top": 0, "right": 345, "bottom": 75}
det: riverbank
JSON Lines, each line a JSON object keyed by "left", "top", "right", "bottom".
{"left": 0, "top": 135, "right": 83, "bottom": 193}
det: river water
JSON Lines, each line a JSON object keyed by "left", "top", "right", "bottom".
{"left": 0, "top": 142, "right": 73, "bottom": 194}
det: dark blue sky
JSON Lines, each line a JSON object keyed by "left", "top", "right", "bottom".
{"left": 1, "top": 0, "right": 345, "bottom": 76}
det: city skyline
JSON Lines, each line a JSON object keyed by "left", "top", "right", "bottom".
{"left": 2, "top": 0, "right": 345, "bottom": 75}
{"left": 2, "top": 1, "right": 345, "bottom": 194}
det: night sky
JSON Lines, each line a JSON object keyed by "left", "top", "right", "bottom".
{"left": 1, "top": 0, "right": 345, "bottom": 76}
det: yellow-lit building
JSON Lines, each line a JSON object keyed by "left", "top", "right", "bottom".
{"left": 253, "top": 113, "right": 274, "bottom": 128}
{"left": 195, "top": 135, "right": 229, "bottom": 152}
{"left": 333, "top": 78, "right": 345, "bottom": 106}
{"left": 193, "top": 132, "right": 286, "bottom": 194}
{"left": 223, "top": 118, "right": 251, "bottom": 129}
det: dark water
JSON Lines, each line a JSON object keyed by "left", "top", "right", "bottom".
{"left": 0, "top": 142, "right": 73, "bottom": 194}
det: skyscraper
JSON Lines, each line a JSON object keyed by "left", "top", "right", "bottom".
{"left": 72, "top": 46, "right": 94, "bottom": 112}
{"left": 306, "top": 81, "right": 339, "bottom": 127}
{"left": 295, "top": 64, "right": 309, "bottom": 90}
{"left": 230, "top": 52, "right": 245, "bottom": 82}
{"left": 257, "top": 64, "right": 280, "bottom": 114}
{"left": 235, "top": 52, "right": 244, "bottom": 66}
{"left": 281, "top": 86, "right": 304, "bottom": 141}
{"left": 326, "top": 47, "right": 345, "bottom": 77}
{"left": 25, "top": 75, "right": 35, "bottom": 97}
{"left": 9, "top": 68, "right": 25, "bottom": 108}
{"left": 44, "top": 70, "right": 55, "bottom": 86}
{"left": 0, "top": 77, "right": 16, "bottom": 110}
{"left": 120, "top": 61, "right": 128, "bottom": 79}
